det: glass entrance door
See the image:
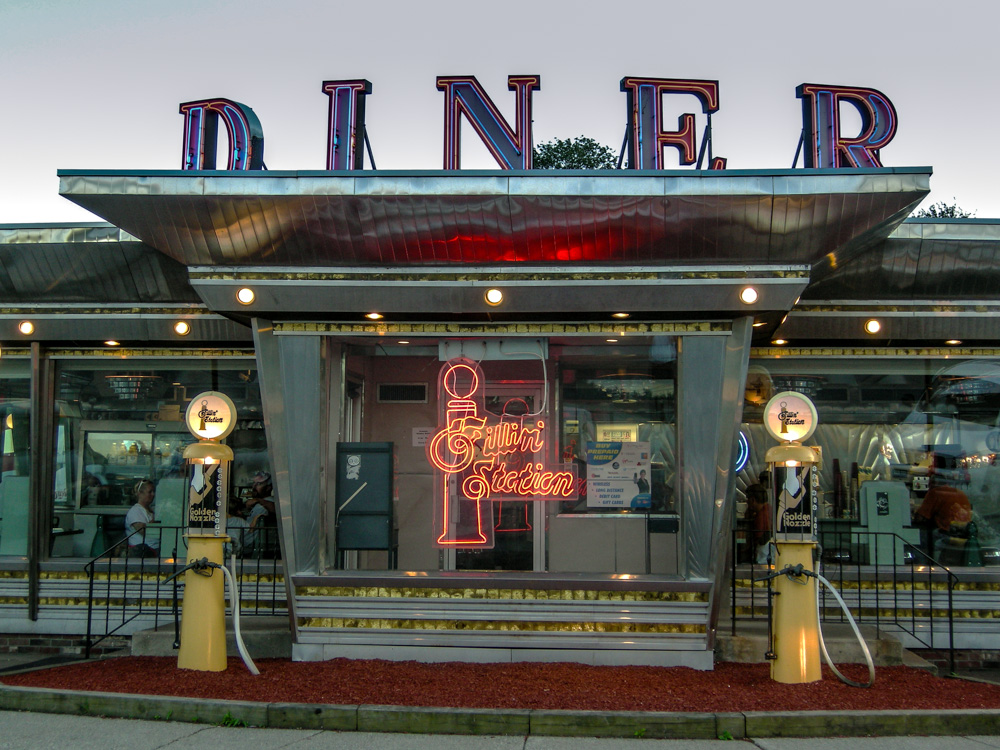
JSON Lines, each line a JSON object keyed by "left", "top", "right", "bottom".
{"left": 452, "top": 383, "right": 545, "bottom": 572}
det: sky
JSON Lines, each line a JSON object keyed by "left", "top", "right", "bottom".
{"left": 2, "top": 0, "right": 999, "bottom": 223}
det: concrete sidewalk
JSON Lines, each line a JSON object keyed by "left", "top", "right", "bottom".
{"left": 0, "top": 709, "right": 998, "bottom": 749}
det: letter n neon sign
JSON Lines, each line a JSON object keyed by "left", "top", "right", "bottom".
{"left": 427, "top": 358, "right": 577, "bottom": 548}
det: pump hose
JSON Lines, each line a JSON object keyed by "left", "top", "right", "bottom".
{"left": 815, "top": 572, "right": 875, "bottom": 688}
{"left": 222, "top": 552, "right": 260, "bottom": 675}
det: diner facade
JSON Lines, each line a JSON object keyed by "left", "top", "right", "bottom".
{"left": 0, "top": 163, "right": 997, "bottom": 666}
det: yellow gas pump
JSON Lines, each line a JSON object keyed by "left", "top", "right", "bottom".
{"left": 176, "top": 391, "right": 237, "bottom": 672}
{"left": 761, "top": 391, "right": 822, "bottom": 684}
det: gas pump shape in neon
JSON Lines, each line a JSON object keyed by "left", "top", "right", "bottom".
{"left": 763, "top": 391, "right": 818, "bottom": 443}
{"left": 426, "top": 358, "right": 577, "bottom": 548}
{"left": 185, "top": 391, "right": 237, "bottom": 441}
{"left": 178, "top": 77, "right": 897, "bottom": 173}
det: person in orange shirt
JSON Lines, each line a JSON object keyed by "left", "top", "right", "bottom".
{"left": 914, "top": 474, "right": 972, "bottom": 557}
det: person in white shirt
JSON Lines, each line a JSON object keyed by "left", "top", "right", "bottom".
{"left": 124, "top": 478, "right": 159, "bottom": 557}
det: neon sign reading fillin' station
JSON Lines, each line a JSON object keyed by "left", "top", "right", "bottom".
{"left": 427, "top": 358, "right": 577, "bottom": 549}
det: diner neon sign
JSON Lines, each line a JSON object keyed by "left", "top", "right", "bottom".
{"left": 178, "top": 77, "right": 898, "bottom": 173}
{"left": 427, "top": 358, "right": 577, "bottom": 548}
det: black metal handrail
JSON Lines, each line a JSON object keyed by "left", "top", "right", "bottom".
{"left": 84, "top": 525, "right": 285, "bottom": 658}
{"left": 730, "top": 528, "right": 961, "bottom": 673}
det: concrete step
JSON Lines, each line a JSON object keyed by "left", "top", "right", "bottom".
{"left": 131, "top": 615, "right": 291, "bottom": 659}
{"left": 716, "top": 621, "right": 907, "bottom": 666}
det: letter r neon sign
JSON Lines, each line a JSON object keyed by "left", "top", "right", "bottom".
{"left": 796, "top": 83, "right": 897, "bottom": 168}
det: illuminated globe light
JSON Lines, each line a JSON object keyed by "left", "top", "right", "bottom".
{"left": 174, "top": 321, "right": 191, "bottom": 336}
{"left": 18, "top": 321, "right": 34, "bottom": 335}
{"left": 236, "top": 287, "right": 255, "bottom": 305}
{"left": 772, "top": 339, "right": 787, "bottom": 346}
{"left": 763, "top": 391, "right": 819, "bottom": 444}
{"left": 735, "top": 430, "right": 750, "bottom": 473}
{"left": 484, "top": 288, "right": 504, "bottom": 306}
{"left": 864, "top": 318, "right": 881, "bottom": 335}
{"left": 739, "top": 286, "right": 759, "bottom": 305}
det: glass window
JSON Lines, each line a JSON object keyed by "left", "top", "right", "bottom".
{"left": 343, "top": 335, "right": 678, "bottom": 576}
{"left": 743, "top": 357, "right": 1000, "bottom": 566}
{"left": 0, "top": 358, "right": 31, "bottom": 557}
{"left": 50, "top": 356, "right": 265, "bottom": 558}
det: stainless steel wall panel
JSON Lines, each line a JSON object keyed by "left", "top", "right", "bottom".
{"left": 253, "top": 319, "right": 323, "bottom": 577}
{"left": 677, "top": 334, "right": 727, "bottom": 580}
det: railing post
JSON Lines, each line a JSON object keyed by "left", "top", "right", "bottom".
{"left": 84, "top": 562, "right": 95, "bottom": 659}
{"left": 731, "top": 528, "right": 737, "bottom": 637}
{"left": 948, "top": 574, "right": 956, "bottom": 674}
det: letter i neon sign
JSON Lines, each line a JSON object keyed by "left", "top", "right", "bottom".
{"left": 427, "top": 358, "right": 577, "bottom": 548}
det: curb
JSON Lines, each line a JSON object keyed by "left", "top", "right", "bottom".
{"left": 1, "top": 685, "right": 999, "bottom": 738}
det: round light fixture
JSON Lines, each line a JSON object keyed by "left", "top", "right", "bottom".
{"left": 946, "top": 339, "right": 962, "bottom": 345}
{"left": 772, "top": 339, "right": 787, "bottom": 346}
{"left": 612, "top": 312, "right": 630, "bottom": 319}
{"left": 752, "top": 321, "right": 767, "bottom": 328}
{"left": 18, "top": 321, "right": 34, "bottom": 335}
{"left": 236, "top": 287, "right": 255, "bottom": 305}
{"left": 864, "top": 319, "right": 882, "bottom": 335}
{"left": 174, "top": 321, "right": 191, "bottom": 336}
{"left": 484, "top": 288, "right": 504, "bottom": 306}
{"left": 739, "top": 286, "right": 759, "bottom": 305}
{"left": 365, "top": 312, "right": 383, "bottom": 320}
{"left": 105, "top": 340, "right": 121, "bottom": 347}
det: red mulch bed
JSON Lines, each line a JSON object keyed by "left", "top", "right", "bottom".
{"left": 4, "top": 658, "right": 1000, "bottom": 713}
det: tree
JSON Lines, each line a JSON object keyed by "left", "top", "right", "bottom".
{"left": 533, "top": 136, "right": 618, "bottom": 169}
{"left": 913, "top": 199, "right": 976, "bottom": 218}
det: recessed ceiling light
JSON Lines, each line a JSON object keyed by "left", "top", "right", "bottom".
{"left": 945, "top": 339, "right": 962, "bottom": 345}
{"left": 105, "top": 340, "right": 121, "bottom": 347}
{"left": 236, "top": 287, "right": 255, "bottom": 305}
{"left": 739, "top": 286, "right": 759, "bottom": 305}
{"left": 864, "top": 319, "right": 881, "bottom": 335}
{"left": 397, "top": 340, "right": 410, "bottom": 345}
{"left": 485, "top": 288, "right": 504, "bottom": 306}
{"left": 612, "top": 312, "right": 630, "bottom": 319}
{"left": 17, "top": 321, "right": 34, "bottom": 335}
{"left": 752, "top": 321, "right": 767, "bottom": 327}
{"left": 365, "top": 312, "right": 383, "bottom": 320}
{"left": 772, "top": 339, "right": 787, "bottom": 346}
{"left": 606, "top": 339, "right": 618, "bottom": 343}
{"left": 174, "top": 321, "right": 191, "bottom": 336}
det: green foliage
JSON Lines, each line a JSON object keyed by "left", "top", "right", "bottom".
{"left": 533, "top": 136, "right": 617, "bottom": 170}
{"left": 633, "top": 727, "right": 647, "bottom": 738}
{"left": 219, "top": 711, "right": 248, "bottom": 727}
{"left": 913, "top": 199, "right": 975, "bottom": 218}
{"left": 719, "top": 729, "right": 735, "bottom": 740}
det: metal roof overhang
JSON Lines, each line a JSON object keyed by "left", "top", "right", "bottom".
{"left": 771, "top": 220, "right": 1000, "bottom": 345}
{"left": 0, "top": 224, "right": 252, "bottom": 344}
{"left": 58, "top": 168, "right": 930, "bottom": 322}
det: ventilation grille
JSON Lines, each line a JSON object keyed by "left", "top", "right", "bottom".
{"left": 377, "top": 383, "right": 428, "bottom": 404}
